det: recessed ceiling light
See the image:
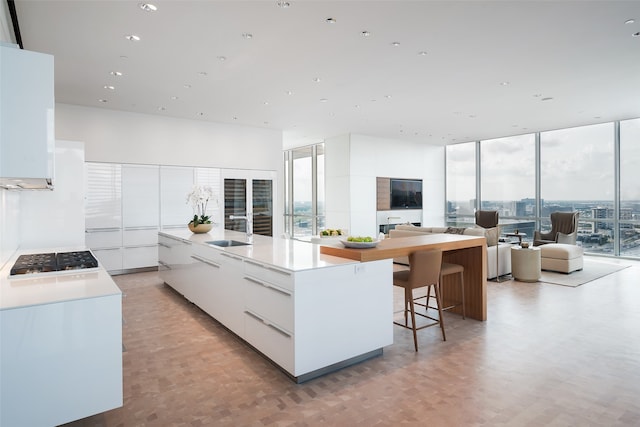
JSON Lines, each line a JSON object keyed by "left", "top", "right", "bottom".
{"left": 313, "top": 77, "right": 321, "bottom": 82}
{"left": 170, "top": 96, "right": 178, "bottom": 100}
{"left": 418, "top": 51, "right": 428, "bottom": 56}
{"left": 138, "top": 3, "right": 157, "bottom": 12}
{"left": 109, "top": 71, "right": 123, "bottom": 77}
{"left": 361, "top": 31, "right": 371, "bottom": 37}
{"left": 263, "top": 101, "right": 269, "bottom": 105}
{"left": 103, "top": 85, "right": 115, "bottom": 90}
{"left": 320, "top": 98, "right": 328, "bottom": 102}
{"left": 468, "top": 115, "right": 477, "bottom": 118}
{"left": 633, "top": 32, "right": 640, "bottom": 37}
{"left": 533, "top": 93, "right": 542, "bottom": 97}
{"left": 98, "top": 99, "right": 108, "bottom": 103}
{"left": 541, "top": 97, "right": 554, "bottom": 101}
{"left": 198, "top": 71, "right": 208, "bottom": 76}
{"left": 264, "top": 121, "right": 270, "bottom": 125}
{"left": 625, "top": 19, "right": 635, "bottom": 24}
{"left": 158, "top": 106, "right": 166, "bottom": 111}
{"left": 385, "top": 95, "right": 392, "bottom": 99}
{"left": 500, "top": 81, "right": 510, "bottom": 86}
{"left": 233, "top": 116, "right": 238, "bottom": 120}
{"left": 125, "top": 34, "right": 140, "bottom": 41}
{"left": 326, "top": 17, "right": 336, "bottom": 24}
{"left": 217, "top": 56, "right": 227, "bottom": 61}
{"left": 183, "top": 84, "right": 191, "bottom": 89}
{"left": 370, "top": 99, "right": 377, "bottom": 102}
{"left": 391, "top": 42, "right": 400, "bottom": 47}
{"left": 286, "top": 90, "right": 294, "bottom": 95}
{"left": 594, "top": 116, "right": 601, "bottom": 119}
{"left": 196, "top": 112, "right": 204, "bottom": 116}
{"left": 354, "top": 104, "right": 360, "bottom": 108}
{"left": 242, "top": 33, "right": 253, "bottom": 39}
{"left": 119, "top": 55, "right": 128, "bottom": 60}
{"left": 277, "top": 1, "right": 290, "bottom": 8}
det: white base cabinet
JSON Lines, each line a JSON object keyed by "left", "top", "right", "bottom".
{"left": 159, "top": 232, "right": 393, "bottom": 381}
{"left": 0, "top": 294, "right": 122, "bottom": 426}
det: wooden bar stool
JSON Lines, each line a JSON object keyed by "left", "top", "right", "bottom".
{"left": 393, "top": 250, "right": 446, "bottom": 351}
{"left": 420, "top": 262, "right": 465, "bottom": 319}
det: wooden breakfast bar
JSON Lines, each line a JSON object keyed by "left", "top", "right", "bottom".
{"left": 320, "top": 234, "right": 488, "bottom": 321}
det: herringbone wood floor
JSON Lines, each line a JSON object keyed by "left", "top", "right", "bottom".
{"left": 63, "top": 258, "right": 640, "bottom": 427}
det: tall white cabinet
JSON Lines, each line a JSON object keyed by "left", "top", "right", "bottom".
{"left": 122, "top": 164, "right": 160, "bottom": 270}
{"left": 86, "top": 162, "right": 262, "bottom": 274}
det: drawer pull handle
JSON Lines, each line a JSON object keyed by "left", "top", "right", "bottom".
{"left": 244, "top": 276, "right": 292, "bottom": 296}
{"left": 245, "top": 260, "right": 264, "bottom": 268}
{"left": 191, "top": 255, "right": 220, "bottom": 268}
{"left": 220, "top": 252, "right": 242, "bottom": 261}
{"left": 267, "top": 266, "right": 292, "bottom": 276}
{"left": 158, "top": 242, "right": 171, "bottom": 248}
{"left": 244, "top": 311, "right": 291, "bottom": 338}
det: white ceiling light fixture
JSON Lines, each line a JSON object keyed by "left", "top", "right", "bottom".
{"left": 183, "top": 84, "right": 191, "bottom": 89}
{"left": 625, "top": 19, "right": 635, "bottom": 24}
{"left": 313, "top": 77, "right": 321, "bottom": 82}
{"left": 217, "top": 56, "right": 226, "bottom": 61}
{"left": 391, "top": 41, "right": 400, "bottom": 47}
{"left": 326, "top": 17, "right": 336, "bottom": 24}
{"left": 98, "top": 99, "right": 108, "bottom": 103}
{"left": 242, "top": 33, "right": 253, "bottom": 39}
{"left": 125, "top": 34, "right": 140, "bottom": 41}
{"left": 170, "top": 96, "right": 178, "bottom": 100}
{"left": 286, "top": 90, "right": 294, "bottom": 95}
{"left": 277, "top": 1, "right": 290, "bottom": 8}
{"left": 361, "top": 31, "right": 371, "bottom": 37}
{"left": 103, "top": 85, "right": 115, "bottom": 90}
{"left": 198, "top": 71, "right": 208, "bottom": 76}
{"left": 633, "top": 32, "right": 640, "bottom": 37}
{"left": 138, "top": 3, "right": 157, "bottom": 12}
{"left": 500, "top": 81, "right": 510, "bottom": 86}
{"left": 320, "top": 98, "right": 328, "bottom": 102}
{"left": 541, "top": 97, "right": 554, "bottom": 101}
{"left": 109, "top": 71, "right": 123, "bottom": 77}
{"left": 158, "top": 106, "right": 166, "bottom": 111}
{"left": 418, "top": 51, "right": 428, "bottom": 56}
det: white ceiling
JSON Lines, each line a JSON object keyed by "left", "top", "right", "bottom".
{"left": 12, "top": 0, "right": 640, "bottom": 148}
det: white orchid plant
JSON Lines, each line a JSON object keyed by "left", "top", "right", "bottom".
{"left": 186, "top": 185, "right": 216, "bottom": 226}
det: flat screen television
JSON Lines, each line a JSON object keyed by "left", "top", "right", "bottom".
{"left": 390, "top": 178, "right": 422, "bottom": 209}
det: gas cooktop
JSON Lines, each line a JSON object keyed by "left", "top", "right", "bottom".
{"left": 10, "top": 251, "right": 99, "bottom": 276}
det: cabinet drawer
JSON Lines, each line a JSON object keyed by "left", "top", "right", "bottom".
{"left": 244, "top": 275, "right": 293, "bottom": 331}
{"left": 192, "top": 244, "right": 224, "bottom": 264}
{"left": 123, "top": 246, "right": 158, "bottom": 269}
{"left": 85, "top": 229, "right": 122, "bottom": 249}
{"left": 92, "top": 248, "right": 123, "bottom": 272}
{"left": 123, "top": 228, "right": 158, "bottom": 246}
{"left": 244, "top": 310, "right": 294, "bottom": 373}
{"left": 243, "top": 260, "right": 293, "bottom": 291}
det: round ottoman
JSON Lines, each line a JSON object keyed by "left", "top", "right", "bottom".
{"left": 511, "top": 246, "right": 541, "bottom": 282}
{"left": 539, "top": 243, "right": 584, "bottom": 273}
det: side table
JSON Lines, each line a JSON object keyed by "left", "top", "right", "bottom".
{"left": 511, "top": 246, "right": 541, "bottom": 282}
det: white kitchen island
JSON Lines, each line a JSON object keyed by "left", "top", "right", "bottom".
{"left": 0, "top": 248, "right": 123, "bottom": 427}
{"left": 158, "top": 229, "right": 393, "bottom": 383}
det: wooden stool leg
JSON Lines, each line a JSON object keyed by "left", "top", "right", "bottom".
{"left": 408, "top": 290, "right": 418, "bottom": 351}
{"left": 460, "top": 271, "right": 466, "bottom": 319}
{"left": 432, "top": 283, "right": 446, "bottom": 341}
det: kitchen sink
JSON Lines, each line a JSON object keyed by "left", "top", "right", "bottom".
{"left": 206, "top": 240, "right": 252, "bottom": 247}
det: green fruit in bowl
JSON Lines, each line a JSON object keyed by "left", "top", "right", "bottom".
{"left": 347, "top": 236, "right": 374, "bottom": 242}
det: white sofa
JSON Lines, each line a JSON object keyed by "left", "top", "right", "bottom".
{"left": 388, "top": 224, "right": 511, "bottom": 280}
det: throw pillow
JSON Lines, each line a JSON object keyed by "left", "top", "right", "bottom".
{"left": 484, "top": 227, "right": 499, "bottom": 246}
{"left": 445, "top": 227, "right": 466, "bottom": 235}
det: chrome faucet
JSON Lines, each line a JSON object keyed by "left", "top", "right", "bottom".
{"left": 229, "top": 213, "right": 253, "bottom": 240}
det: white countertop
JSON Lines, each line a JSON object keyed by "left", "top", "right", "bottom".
{"left": 159, "top": 228, "right": 359, "bottom": 272}
{"left": 0, "top": 247, "right": 122, "bottom": 311}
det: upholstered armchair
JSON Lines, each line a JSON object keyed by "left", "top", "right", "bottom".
{"left": 533, "top": 212, "right": 579, "bottom": 246}
{"left": 475, "top": 210, "right": 498, "bottom": 229}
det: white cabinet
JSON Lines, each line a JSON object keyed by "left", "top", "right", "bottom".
{"left": 85, "top": 163, "right": 123, "bottom": 271}
{"left": 0, "top": 45, "right": 54, "bottom": 188}
{"left": 160, "top": 166, "right": 195, "bottom": 229}
{"left": 158, "top": 234, "right": 192, "bottom": 296}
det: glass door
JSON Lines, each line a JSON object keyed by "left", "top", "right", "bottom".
{"left": 224, "top": 176, "right": 273, "bottom": 237}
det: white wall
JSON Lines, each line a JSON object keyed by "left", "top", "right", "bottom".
{"left": 0, "top": 190, "right": 20, "bottom": 268}
{"left": 55, "top": 104, "right": 282, "bottom": 170}
{"left": 325, "top": 134, "right": 445, "bottom": 237}
{"left": 19, "top": 140, "right": 86, "bottom": 249}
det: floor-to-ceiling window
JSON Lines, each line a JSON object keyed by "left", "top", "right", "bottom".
{"left": 481, "top": 134, "right": 536, "bottom": 236}
{"left": 620, "top": 118, "right": 640, "bottom": 258}
{"left": 283, "top": 143, "right": 325, "bottom": 238}
{"left": 445, "top": 119, "right": 639, "bottom": 259}
{"left": 540, "top": 123, "right": 614, "bottom": 255}
{"left": 446, "top": 141, "right": 476, "bottom": 226}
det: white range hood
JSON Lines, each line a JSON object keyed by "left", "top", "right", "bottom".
{"left": 0, "top": 43, "right": 55, "bottom": 190}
